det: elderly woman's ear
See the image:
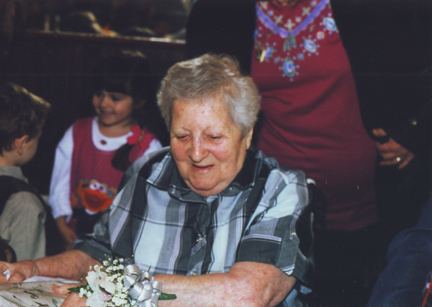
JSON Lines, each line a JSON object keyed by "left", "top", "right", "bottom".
{"left": 245, "top": 128, "right": 254, "bottom": 149}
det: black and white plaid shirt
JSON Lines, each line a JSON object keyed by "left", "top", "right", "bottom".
{"left": 74, "top": 147, "right": 313, "bottom": 303}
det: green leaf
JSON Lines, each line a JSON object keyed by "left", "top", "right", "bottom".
{"left": 159, "top": 292, "right": 177, "bottom": 300}
{"left": 68, "top": 285, "right": 83, "bottom": 294}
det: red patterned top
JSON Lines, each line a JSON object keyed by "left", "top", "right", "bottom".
{"left": 68, "top": 118, "right": 154, "bottom": 233}
{"left": 252, "top": 0, "right": 377, "bottom": 231}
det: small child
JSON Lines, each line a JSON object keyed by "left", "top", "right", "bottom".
{"left": 49, "top": 51, "right": 162, "bottom": 249}
{"left": 0, "top": 82, "right": 52, "bottom": 261}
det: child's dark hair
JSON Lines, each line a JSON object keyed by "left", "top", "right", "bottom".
{"left": 92, "top": 50, "right": 155, "bottom": 171}
{"left": 0, "top": 82, "right": 51, "bottom": 154}
{"left": 93, "top": 50, "right": 153, "bottom": 114}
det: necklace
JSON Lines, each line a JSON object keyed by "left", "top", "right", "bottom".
{"left": 257, "top": 0, "right": 329, "bottom": 54}
{"left": 254, "top": 0, "right": 338, "bottom": 80}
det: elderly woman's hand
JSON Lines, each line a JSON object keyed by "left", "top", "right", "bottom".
{"left": 53, "top": 283, "right": 88, "bottom": 307}
{"left": 0, "top": 260, "right": 38, "bottom": 283}
{"left": 372, "top": 128, "right": 415, "bottom": 169}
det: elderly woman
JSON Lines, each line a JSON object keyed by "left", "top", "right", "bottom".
{"left": 0, "top": 54, "right": 313, "bottom": 307}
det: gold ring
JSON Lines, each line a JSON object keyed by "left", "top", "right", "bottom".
{"left": 396, "top": 157, "right": 401, "bottom": 162}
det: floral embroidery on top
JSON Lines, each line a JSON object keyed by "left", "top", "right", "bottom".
{"left": 255, "top": 0, "right": 338, "bottom": 81}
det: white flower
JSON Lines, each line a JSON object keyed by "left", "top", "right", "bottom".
{"left": 76, "top": 257, "right": 156, "bottom": 307}
{"left": 86, "top": 271, "right": 100, "bottom": 292}
{"left": 86, "top": 291, "right": 106, "bottom": 307}
{"left": 98, "top": 291, "right": 112, "bottom": 302}
{"left": 100, "top": 276, "right": 116, "bottom": 294}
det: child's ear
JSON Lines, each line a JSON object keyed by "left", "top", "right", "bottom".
{"left": 13, "top": 135, "right": 29, "bottom": 155}
{"left": 135, "top": 99, "right": 146, "bottom": 109}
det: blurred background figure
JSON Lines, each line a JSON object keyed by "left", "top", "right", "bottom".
{"left": 0, "top": 82, "right": 62, "bottom": 261}
{"left": 366, "top": 192, "right": 432, "bottom": 307}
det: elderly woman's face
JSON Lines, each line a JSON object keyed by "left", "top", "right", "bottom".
{"left": 170, "top": 99, "right": 253, "bottom": 197}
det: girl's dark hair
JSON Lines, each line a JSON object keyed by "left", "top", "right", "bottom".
{"left": 93, "top": 50, "right": 153, "bottom": 114}
{"left": 92, "top": 50, "right": 157, "bottom": 171}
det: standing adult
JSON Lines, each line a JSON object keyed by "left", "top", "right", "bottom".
{"left": 186, "top": 1, "right": 381, "bottom": 306}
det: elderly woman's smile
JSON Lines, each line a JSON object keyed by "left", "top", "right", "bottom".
{"left": 170, "top": 99, "right": 253, "bottom": 197}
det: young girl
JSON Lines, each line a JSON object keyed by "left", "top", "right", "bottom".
{"left": 49, "top": 51, "right": 163, "bottom": 249}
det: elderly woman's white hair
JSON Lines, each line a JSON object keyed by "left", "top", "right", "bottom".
{"left": 157, "top": 53, "right": 261, "bottom": 138}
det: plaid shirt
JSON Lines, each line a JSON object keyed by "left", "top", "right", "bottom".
{"left": 74, "top": 147, "right": 313, "bottom": 303}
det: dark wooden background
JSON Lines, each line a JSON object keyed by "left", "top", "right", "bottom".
{"left": 1, "top": 30, "right": 185, "bottom": 194}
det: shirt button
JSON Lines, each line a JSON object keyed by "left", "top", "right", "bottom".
{"left": 290, "top": 231, "right": 296, "bottom": 238}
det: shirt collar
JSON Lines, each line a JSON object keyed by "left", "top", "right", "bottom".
{"left": 0, "top": 166, "right": 27, "bottom": 181}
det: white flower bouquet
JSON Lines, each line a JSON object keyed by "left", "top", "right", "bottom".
{"left": 69, "top": 258, "right": 176, "bottom": 307}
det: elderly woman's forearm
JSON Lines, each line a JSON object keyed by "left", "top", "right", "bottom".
{"left": 156, "top": 262, "right": 295, "bottom": 307}
{"left": 34, "top": 250, "right": 101, "bottom": 280}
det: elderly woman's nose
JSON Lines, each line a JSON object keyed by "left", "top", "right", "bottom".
{"left": 189, "top": 138, "right": 207, "bottom": 161}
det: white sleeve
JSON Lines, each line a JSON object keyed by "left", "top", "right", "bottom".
{"left": 143, "top": 138, "right": 163, "bottom": 157}
{"left": 48, "top": 126, "right": 74, "bottom": 219}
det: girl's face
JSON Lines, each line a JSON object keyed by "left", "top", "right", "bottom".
{"left": 92, "top": 90, "right": 135, "bottom": 128}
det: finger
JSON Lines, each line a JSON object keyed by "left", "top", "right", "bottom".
{"left": 0, "top": 264, "right": 12, "bottom": 283}
{"left": 8, "top": 272, "right": 26, "bottom": 283}
{"left": 379, "top": 151, "right": 414, "bottom": 168}
{"left": 398, "top": 153, "right": 415, "bottom": 169}
{"left": 377, "top": 150, "right": 403, "bottom": 162}
{"left": 379, "top": 159, "right": 401, "bottom": 167}
{"left": 59, "top": 292, "right": 87, "bottom": 307}
{"left": 379, "top": 153, "right": 404, "bottom": 162}
{"left": 372, "top": 128, "right": 387, "bottom": 137}
{"left": 375, "top": 141, "right": 394, "bottom": 153}
{"left": 375, "top": 139, "right": 402, "bottom": 151}
{"left": 0, "top": 274, "right": 8, "bottom": 283}
{"left": 375, "top": 141, "right": 409, "bottom": 157}
{"left": 53, "top": 283, "right": 82, "bottom": 295}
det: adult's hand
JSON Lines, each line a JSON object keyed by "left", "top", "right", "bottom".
{"left": 53, "top": 283, "right": 87, "bottom": 307}
{"left": 372, "top": 128, "right": 415, "bottom": 169}
{"left": 0, "top": 260, "right": 37, "bottom": 283}
{"left": 0, "top": 250, "right": 99, "bottom": 284}
{"left": 56, "top": 216, "right": 78, "bottom": 250}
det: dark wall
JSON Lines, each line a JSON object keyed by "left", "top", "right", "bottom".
{"left": 1, "top": 30, "right": 185, "bottom": 194}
